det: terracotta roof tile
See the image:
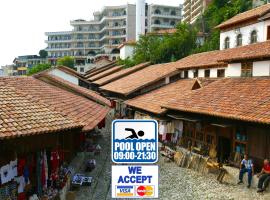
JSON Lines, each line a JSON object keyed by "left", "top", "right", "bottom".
{"left": 1, "top": 77, "right": 110, "bottom": 133}
{"left": 57, "top": 66, "right": 85, "bottom": 79}
{"left": 88, "top": 65, "right": 123, "bottom": 81}
{"left": 34, "top": 72, "right": 111, "bottom": 107}
{"left": 176, "top": 41, "right": 270, "bottom": 69}
{"left": 175, "top": 50, "right": 226, "bottom": 70}
{"left": 164, "top": 77, "right": 270, "bottom": 124}
{"left": 85, "top": 61, "right": 116, "bottom": 77}
{"left": 93, "top": 62, "right": 151, "bottom": 86}
{"left": 0, "top": 81, "right": 82, "bottom": 139}
{"left": 216, "top": 4, "right": 270, "bottom": 29}
{"left": 125, "top": 79, "right": 198, "bottom": 114}
{"left": 100, "top": 62, "right": 179, "bottom": 96}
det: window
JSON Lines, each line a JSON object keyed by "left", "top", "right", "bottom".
{"left": 236, "top": 34, "right": 242, "bottom": 46}
{"left": 170, "top": 21, "right": 176, "bottom": 26}
{"left": 193, "top": 69, "right": 198, "bottom": 78}
{"left": 204, "top": 69, "right": 210, "bottom": 78}
{"left": 80, "top": 67, "right": 84, "bottom": 73}
{"left": 217, "top": 69, "right": 225, "bottom": 77}
{"left": 154, "top": 9, "right": 161, "bottom": 15}
{"left": 224, "top": 37, "right": 230, "bottom": 49}
{"left": 241, "top": 62, "right": 253, "bottom": 77}
{"left": 154, "top": 19, "right": 160, "bottom": 25}
{"left": 171, "top": 10, "right": 176, "bottom": 16}
{"left": 250, "top": 30, "right": 257, "bottom": 44}
{"left": 184, "top": 70, "right": 188, "bottom": 78}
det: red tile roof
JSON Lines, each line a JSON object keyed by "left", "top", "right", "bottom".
{"left": 100, "top": 62, "right": 179, "bottom": 96}
{"left": 175, "top": 41, "right": 270, "bottom": 70}
{"left": 175, "top": 50, "right": 226, "bottom": 70}
{"left": 125, "top": 78, "right": 216, "bottom": 115}
{"left": 118, "top": 40, "right": 137, "bottom": 49}
{"left": 217, "top": 40, "right": 270, "bottom": 62}
{"left": 93, "top": 62, "right": 151, "bottom": 86}
{"left": 85, "top": 62, "right": 116, "bottom": 78}
{"left": 57, "top": 66, "right": 85, "bottom": 79}
{"left": 216, "top": 4, "right": 270, "bottom": 29}
{"left": 34, "top": 72, "right": 111, "bottom": 107}
{"left": 164, "top": 77, "right": 270, "bottom": 125}
{"left": 88, "top": 65, "right": 123, "bottom": 82}
{"left": 1, "top": 77, "right": 110, "bottom": 132}
{"left": 125, "top": 79, "right": 198, "bottom": 114}
{"left": 0, "top": 79, "right": 82, "bottom": 139}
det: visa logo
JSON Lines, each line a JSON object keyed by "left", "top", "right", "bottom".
{"left": 120, "top": 188, "right": 131, "bottom": 193}
{"left": 116, "top": 186, "right": 134, "bottom": 197}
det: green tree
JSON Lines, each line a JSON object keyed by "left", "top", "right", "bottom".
{"left": 195, "top": 0, "right": 253, "bottom": 53}
{"left": 27, "top": 63, "right": 51, "bottom": 76}
{"left": 39, "top": 49, "right": 48, "bottom": 58}
{"left": 133, "top": 23, "right": 198, "bottom": 65}
{"left": 57, "top": 56, "right": 75, "bottom": 69}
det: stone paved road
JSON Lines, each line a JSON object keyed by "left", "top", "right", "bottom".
{"left": 73, "top": 115, "right": 270, "bottom": 200}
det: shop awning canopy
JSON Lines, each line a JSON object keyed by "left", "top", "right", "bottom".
{"left": 167, "top": 114, "right": 200, "bottom": 122}
{"left": 210, "top": 123, "right": 232, "bottom": 128}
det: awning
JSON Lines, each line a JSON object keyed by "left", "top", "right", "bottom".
{"left": 210, "top": 123, "right": 232, "bottom": 128}
{"left": 167, "top": 114, "right": 200, "bottom": 122}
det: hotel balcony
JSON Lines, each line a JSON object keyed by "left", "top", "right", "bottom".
{"left": 191, "top": 3, "right": 203, "bottom": 17}
{"left": 46, "top": 47, "right": 70, "bottom": 51}
{"left": 151, "top": 23, "right": 175, "bottom": 29}
{"left": 151, "top": 13, "right": 182, "bottom": 19}
{"left": 183, "top": 0, "right": 191, "bottom": 6}
{"left": 45, "top": 39, "right": 72, "bottom": 43}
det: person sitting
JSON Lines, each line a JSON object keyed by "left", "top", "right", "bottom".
{"left": 238, "top": 154, "right": 254, "bottom": 188}
{"left": 257, "top": 159, "right": 270, "bottom": 193}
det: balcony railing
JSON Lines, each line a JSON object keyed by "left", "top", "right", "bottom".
{"left": 151, "top": 13, "right": 181, "bottom": 19}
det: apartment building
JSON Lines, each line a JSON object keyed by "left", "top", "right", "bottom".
{"left": 45, "top": 2, "right": 182, "bottom": 73}
{"left": 182, "top": 0, "right": 212, "bottom": 24}
{"left": 147, "top": 4, "right": 182, "bottom": 32}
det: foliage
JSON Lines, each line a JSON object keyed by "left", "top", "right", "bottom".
{"left": 39, "top": 49, "right": 48, "bottom": 58}
{"left": 195, "top": 0, "right": 253, "bottom": 53}
{"left": 132, "top": 23, "right": 198, "bottom": 65}
{"left": 118, "top": 0, "right": 254, "bottom": 67}
{"left": 27, "top": 63, "right": 51, "bottom": 75}
{"left": 57, "top": 56, "right": 75, "bottom": 69}
{"left": 117, "top": 58, "right": 137, "bottom": 68}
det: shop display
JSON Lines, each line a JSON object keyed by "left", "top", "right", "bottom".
{"left": 0, "top": 149, "right": 73, "bottom": 200}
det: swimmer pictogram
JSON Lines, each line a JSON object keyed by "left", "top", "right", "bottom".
{"left": 125, "top": 128, "right": 145, "bottom": 139}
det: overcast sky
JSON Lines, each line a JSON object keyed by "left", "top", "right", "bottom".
{"left": 0, "top": 0, "right": 183, "bottom": 66}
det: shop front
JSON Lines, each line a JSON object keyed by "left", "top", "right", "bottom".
{"left": 0, "top": 129, "right": 82, "bottom": 200}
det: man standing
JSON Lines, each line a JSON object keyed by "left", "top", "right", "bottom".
{"left": 238, "top": 154, "right": 254, "bottom": 188}
{"left": 257, "top": 159, "right": 270, "bottom": 193}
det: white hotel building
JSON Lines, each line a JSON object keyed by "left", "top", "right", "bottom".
{"left": 45, "top": 1, "right": 182, "bottom": 72}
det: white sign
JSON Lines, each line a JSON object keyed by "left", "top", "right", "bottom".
{"left": 112, "top": 120, "right": 158, "bottom": 164}
{"left": 112, "top": 165, "right": 159, "bottom": 198}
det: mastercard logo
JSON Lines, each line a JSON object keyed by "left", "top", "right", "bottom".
{"left": 136, "top": 185, "right": 154, "bottom": 196}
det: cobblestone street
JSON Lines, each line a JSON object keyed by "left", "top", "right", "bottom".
{"left": 72, "top": 116, "right": 270, "bottom": 200}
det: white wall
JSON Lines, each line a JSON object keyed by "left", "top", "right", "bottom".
{"left": 210, "top": 68, "right": 217, "bottom": 78}
{"left": 226, "top": 63, "right": 242, "bottom": 77}
{"left": 198, "top": 69, "right": 204, "bottom": 77}
{"left": 253, "top": 61, "right": 270, "bottom": 76}
{"left": 220, "top": 20, "right": 270, "bottom": 50}
{"left": 49, "top": 69, "right": 79, "bottom": 85}
{"left": 120, "top": 45, "right": 135, "bottom": 60}
{"left": 188, "top": 70, "right": 194, "bottom": 78}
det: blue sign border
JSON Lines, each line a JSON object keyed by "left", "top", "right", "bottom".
{"left": 111, "top": 119, "right": 158, "bottom": 164}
